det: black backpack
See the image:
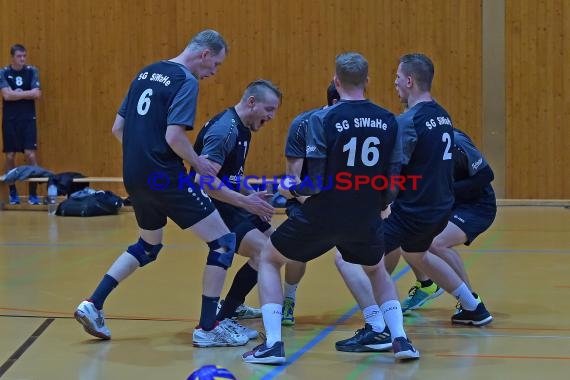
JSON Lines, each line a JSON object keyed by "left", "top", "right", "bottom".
{"left": 56, "top": 191, "right": 123, "bottom": 217}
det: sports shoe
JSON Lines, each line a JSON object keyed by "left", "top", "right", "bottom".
{"left": 454, "top": 292, "right": 482, "bottom": 315}
{"left": 9, "top": 193, "right": 20, "bottom": 205}
{"left": 281, "top": 297, "right": 295, "bottom": 326}
{"left": 335, "top": 324, "right": 392, "bottom": 352}
{"left": 452, "top": 302, "right": 493, "bottom": 326}
{"left": 242, "top": 341, "right": 286, "bottom": 364}
{"left": 235, "top": 302, "right": 262, "bottom": 319}
{"left": 217, "top": 299, "right": 262, "bottom": 320}
{"left": 28, "top": 195, "right": 40, "bottom": 205}
{"left": 193, "top": 321, "right": 249, "bottom": 347}
{"left": 219, "top": 318, "right": 259, "bottom": 340}
{"left": 74, "top": 300, "right": 111, "bottom": 340}
{"left": 392, "top": 336, "right": 420, "bottom": 360}
{"left": 401, "top": 281, "right": 444, "bottom": 313}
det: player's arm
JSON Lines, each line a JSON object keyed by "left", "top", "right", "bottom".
{"left": 29, "top": 66, "right": 41, "bottom": 99}
{"left": 285, "top": 113, "right": 326, "bottom": 197}
{"left": 286, "top": 157, "right": 304, "bottom": 178}
{"left": 165, "top": 125, "right": 217, "bottom": 177}
{"left": 453, "top": 134, "right": 495, "bottom": 202}
{"left": 382, "top": 119, "right": 403, "bottom": 210}
{"left": 454, "top": 164, "right": 494, "bottom": 202}
{"left": 198, "top": 162, "right": 274, "bottom": 219}
{"left": 0, "top": 86, "right": 39, "bottom": 101}
{"left": 198, "top": 127, "right": 274, "bottom": 218}
{"left": 164, "top": 76, "right": 217, "bottom": 177}
{"left": 283, "top": 157, "right": 310, "bottom": 203}
{"left": 111, "top": 114, "right": 125, "bottom": 143}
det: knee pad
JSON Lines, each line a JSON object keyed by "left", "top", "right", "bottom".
{"left": 206, "top": 232, "right": 236, "bottom": 269}
{"left": 127, "top": 238, "right": 163, "bottom": 267}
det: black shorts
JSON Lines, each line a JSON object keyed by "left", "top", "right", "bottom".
{"left": 2, "top": 118, "right": 37, "bottom": 152}
{"left": 384, "top": 210, "right": 450, "bottom": 253}
{"left": 271, "top": 209, "right": 385, "bottom": 266}
{"left": 213, "top": 199, "right": 272, "bottom": 249}
{"left": 450, "top": 202, "right": 497, "bottom": 245}
{"left": 128, "top": 186, "right": 216, "bottom": 230}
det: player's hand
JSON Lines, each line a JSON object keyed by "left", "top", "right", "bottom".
{"left": 29, "top": 88, "right": 41, "bottom": 99}
{"left": 194, "top": 155, "right": 217, "bottom": 177}
{"left": 243, "top": 191, "right": 275, "bottom": 220}
{"left": 380, "top": 204, "right": 391, "bottom": 219}
{"left": 278, "top": 176, "right": 300, "bottom": 199}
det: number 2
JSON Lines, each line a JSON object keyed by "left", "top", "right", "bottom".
{"left": 442, "top": 132, "right": 452, "bottom": 160}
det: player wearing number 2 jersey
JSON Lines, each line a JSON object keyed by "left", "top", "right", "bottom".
{"left": 74, "top": 30, "right": 254, "bottom": 348}
{"left": 384, "top": 53, "right": 492, "bottom": 326}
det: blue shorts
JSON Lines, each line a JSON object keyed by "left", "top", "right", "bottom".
{"left": 213, "top": 199, "right": 272, "bottom": 249}
{"left": 271, "top": 208, "right": 385, "bottom": 266}
{"left": 128, "top": 186, "right": 215, "bottom": 230}
{"left": 450, "top": 202, "right": 496, "bottom": 245}
{"left": 384, "top": 210, "right": 450, "bottom": 253}
{"left": 2, "top": 118, "right": 37, "bottom": 152}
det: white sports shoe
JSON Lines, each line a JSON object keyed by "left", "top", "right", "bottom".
{"left": 193, "top": 321, "right": 249, "bottom": 347}
{"left": 219, "top": 318, "right": 259, "bottom": 340}
{"left": 217, "top": 300, "right": 262, "bottom": 320}
{"left": 235, "top": 303, "right": 262, "bottom": 319}
{"left": 74, "top": 300, "right": 111, "bottom": 340}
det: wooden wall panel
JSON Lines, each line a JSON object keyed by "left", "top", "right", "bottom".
{"left": 506, "top": 0, "right": 570, "bottom": 198}
{"left": 1, "top": 0, "right": 482, "bottom": 196}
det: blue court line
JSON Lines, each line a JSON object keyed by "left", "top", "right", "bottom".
{"left": 259, "top": 265, "right": 411, "bottom": 380}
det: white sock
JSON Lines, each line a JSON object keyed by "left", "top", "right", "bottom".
{"left": 452, "top": 283, "right": 478, "bottom": 311}
{"left": 362, "top": 305, "right": 386, "bottom": 332}
{"left": 283, "top": 282, "right": 298, "bottom": 300}
{"left": 107, "top": 252, "right": 140, "bottom": 282}
{"left": 380, "top": 300, "right": 406, "bottom": 340}
{"left": 262, "top": 303, "right": 282, "bottom": 347}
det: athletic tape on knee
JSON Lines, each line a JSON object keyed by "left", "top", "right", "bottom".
{"left": 127, "top": 238, "right": 163, "bottom": 267}
{"left": 206, "top": 232, "right": 237, "bottom": 269}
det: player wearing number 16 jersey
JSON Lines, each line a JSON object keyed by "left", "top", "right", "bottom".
{"left": 243, "top": 52, "right": 419, "bottom": 365}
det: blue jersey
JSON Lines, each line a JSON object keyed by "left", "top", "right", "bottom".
{"left": 194, "top": 108, "right": 251, "bottom": 191}
{"left": 393, "top": 100, "right": 454, "bottom": 220}
{"left": 304, "top": 99, "right": 399, "bottom": 223}
{"left": 0, "top": 65, "right": 40, "bottom": 120}
{"left": 118, "top": 61, "right": 198, "bottom": 190}
{"left": 284, "top": 107, "right": 323, "bottom": 178}
{"left": 453, "top": 129, "right": 496, "bottom": 205}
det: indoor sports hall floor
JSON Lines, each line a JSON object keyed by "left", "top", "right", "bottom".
{"left": 1, "top": 205, "right": 569, "bottom": 379}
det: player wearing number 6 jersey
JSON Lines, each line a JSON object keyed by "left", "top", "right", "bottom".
{"left": 74, "top": 30, "right": 251, "bottom": 348}
{"left": 384, "top": 53, "right": 492, "bottom": 326}
{"left": 243, "top": 52, "right": 419, "bottom": 364}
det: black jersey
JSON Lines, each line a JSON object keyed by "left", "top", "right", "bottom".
{"left": 303, "top": 99, "right": 399, "bottom": 223}
{"left": 0, "top": 65, "right": 40, "bottom": 119}
{"left": 285, "top": 107, "right": 323, "bottom": 179}
{"left": 453, "top": 129, "right": 496, "bottom": 204}
{"left": 194, "top": 107, "right": 251, "bottom": 191}
{"left": 393, "top": 100, "right": 454, "bottom": 220}
{"left": 118, "top": 60, "right": 198, "bottom": 190}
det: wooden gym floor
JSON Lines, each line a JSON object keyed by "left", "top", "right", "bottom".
{"left": 1, "top": 205, "right": 569, "bottom": 379}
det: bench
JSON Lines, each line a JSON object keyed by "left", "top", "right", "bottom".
{"left": 0, "top": 176, "right": 124, "bottom": 211}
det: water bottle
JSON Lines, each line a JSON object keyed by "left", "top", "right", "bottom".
{"left": 47, "top": 184, "right": 58, "bottom": 215}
